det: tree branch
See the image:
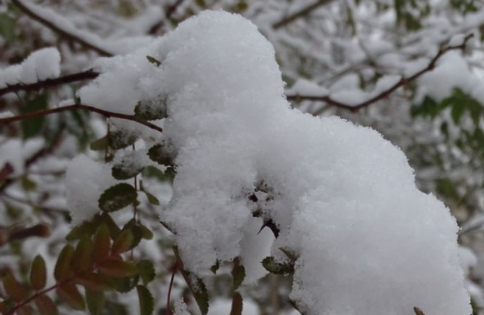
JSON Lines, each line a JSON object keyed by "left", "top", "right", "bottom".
{"left": 286, "top": 34, "right": 474, "bottom": 113}
{"left": 3, "top": 278, "right": 73, "bottom": 315}
{"left": 0, "top": 69, "right": 100, "bottom": 98}
{"left": 148, "top": 0, "right": 187, "bottom": 35}
{"left": 273, "top": 0, "right": 335, "bottom": 29}
{"left": 11, "top": 0, "right": 113, "bottom": 57}
{"left": 0, "top": 104, "right": 163, "bottom": 133}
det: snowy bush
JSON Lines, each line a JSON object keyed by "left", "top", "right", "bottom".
{"left": 2, "top": 1, "right": 484, "bottom": 315}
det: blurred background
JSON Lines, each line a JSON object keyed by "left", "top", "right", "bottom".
{"left": 1, "top": 0, "right": 484, "bottom": 314}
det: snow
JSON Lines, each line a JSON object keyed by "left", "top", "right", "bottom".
{"left": 65, "top": 155, "right": 117, "bottom": 224}
{"left": 287, "top": 79, "right": 328, "bottom": 96}
{"left": 0, "top": 47, "right": 60, "bottom": 88}
{"left": 78, "top": 10, "right": 470, "bottom": 315}
{"left": 208, "top": 298, "right": 259, "bottom": 315}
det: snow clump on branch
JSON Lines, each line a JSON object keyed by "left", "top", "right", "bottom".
{"left": 76, "top": 10, "right": 470, "bottom": 315}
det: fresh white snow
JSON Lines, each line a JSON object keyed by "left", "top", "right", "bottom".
{"left": 73, "top": 10, "right": 470, "bottom": 315}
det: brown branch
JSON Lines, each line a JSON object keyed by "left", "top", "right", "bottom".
{"left": 0, "top": 69, "right": 100, "bottom": 98}
{"left": 148, "top": 0, "right": 187, "bottom": 35}
{"left": 11, "top": 0, "right": 113, "bottom": 57}
{"left": 286, "top": 34, "right": 474, "bottom": 113}
{"left": 166, "top": 261, "right": 179, "bottom": 315}
{"left": 273, "top": 0, "right": 335, "bottom": 29}
{"left": 3, "top": 278, "right": 72, "bottom": 315}
{"left": 0, "top": 104, "right": 163, "bottom": 133}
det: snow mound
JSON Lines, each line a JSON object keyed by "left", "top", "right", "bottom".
{"left": 78, "top": 10, "right": 470, "bottom": 315}
{"left": 0, "top": 47, "right": 61, "bottom": 88}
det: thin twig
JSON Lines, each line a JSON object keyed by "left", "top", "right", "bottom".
{"left": 4, "top": 277, "right": 73, "bottom": 315}
{"left": 286, "top": 34, "right": 474, "bottom": 113}
{"left": 11, "top": 0, "right": 112, "bottom": 56}
{"left": 166, "top": 261, "right": 179, "bottom": 315}
{"left": 0, "top": 69, "right": 100, "bottom": 98}
{"left": 0, "top": 104, "right": 163, "bottom": 133}
{"left": 273, "top": 0, "right": 335, "bottom": 29}
{"left": 148, "top": 0, "right": 187, "bottom": 35}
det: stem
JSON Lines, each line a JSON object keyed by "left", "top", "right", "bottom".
{"left": 0, "top": 104, "right": 163, "bottom": 133}
{"left": 0, "top": 70, "right": 99, "bottom": 98}
{"left": 4, "top": 277, "right": 73, "bottom": 315}
{"left": 286, "top": 34, "right": 474, "bottom": 113}
{"left": 166, "top": 261, "right": 179, "bottom": 315}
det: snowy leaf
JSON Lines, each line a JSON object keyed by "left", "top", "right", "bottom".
{"left": 146, "top": 56, "right": 161, "bottom": 67}
{"left": 261, "top": 257, "right": 294, "bottom": 275}
{"left": 98, "top": 183, "right": 137, "bottom": 212}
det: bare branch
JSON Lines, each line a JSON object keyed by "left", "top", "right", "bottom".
{"left": 0, "top": 69, "right": 100, "bottom": 98}
{"left": 11, "top": 0, "right": 113, "bottom": 56}
{"left": 0, "top": 104, "right": 163, "bottom": 133}
{"left": 286, "top": 34, "right": 474, "bottom": 113}
{"left": 273, "top": 0, "right": 335, "bottom": 29}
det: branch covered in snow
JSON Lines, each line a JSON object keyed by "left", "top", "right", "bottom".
{"left": 286, "top": 33, "right": 474, "bottom": 112}
{"left": 0, "top": 104, "right": 163, "bottom": 133}
{"left": 0, "top": 69, "right": 99, "bottom": 97}
{"left": 11, "top": 0, "right": 114, "bottom": 56}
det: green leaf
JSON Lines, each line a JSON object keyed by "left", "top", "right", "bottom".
{"left": 140, "top": 181, "right": 160, "bottom": 206}
{"left": 451, "top": 102, "right": 466, "bottom": 124}
{"left": 210, "top": 261, "right": 220, "bottom": 274}
{"left": 99, "top": 260, "right": 139, "bottom": 278}
{"left": 179, "top": 270, "right": 209, "bottom": 315}
{"left": 90, "top": 135, "right": 108, "bottom": 151}
{"left": 139, "top": 224, "right": 154, "bottom": 240}
{"left": 146, "top": 56, "right": 161, "bottom": 67}
{"left": 229, "top": 292, "right": 243, "bottom": 315}
{"left": 112, "top": 164, "right": 144, "bottom": 180}
{"left": 0, "top": 270, "right": 24, "bottom": 302}
{"left": 0, "top": 13, "right": 16, "bottom": 42}
{"left": 21, "top": 176, "right": 37, "bottom": 191}
{"left": 75, "top": 273, "right": 114, "bottom": 291}
{"left": 30, "top": 255, "right": 47, "bottom": 290}
{"left": 20, "top": 93, "right": 49, "bottom": 139}
{"left": 111, "top": 275, "right": 139, "bottom": 293}
{"left": 137, "top": 285, "right": 154, "bottom": 315}
{"left": 261, "top": 257, "right": 294, "bottom": 275}
{"left": 93, "top": 225, "right": 111, "bottom": 263}
{"left": 232, "top": 259, "right": 245, "bottom": 290}
{"left": 99, "top": 183, "right": 138, "bottom": 212}
{"left": 100, "top": 213, "right": 121, "bottom": 239}
{"left": 137, "top": 260, "right": 155, "bottom": 285}
{"left": 112, "top": 229, "right": 134, "bottom": 254}
{"left": 66, "top": 221, "right": 98, "bottom": 241}
{"left": 73, "top": 236, "right": 93, "bottom": 273}
{"left": 35, "top": 295, "right": 58, "bottom": 315}
{"left": 57, "top": 283, "right": 85, "bottom": 310}
{"left": 86, "top": 289, "right": 106, "bottom": 315}
{"left": 54, "top": 245, "right": 75, "bottom": 281}
{"left": 147, "top": 144, "right": 173, "bottom": 166}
